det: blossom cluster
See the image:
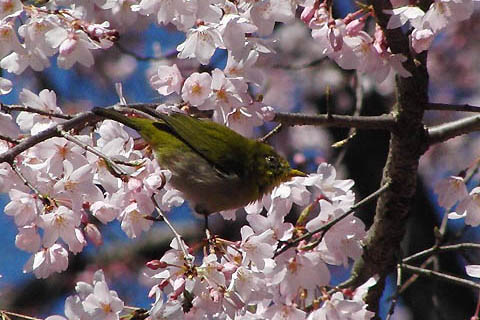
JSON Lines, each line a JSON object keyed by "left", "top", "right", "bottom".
{"left": 2, "top": 0, "right": 479, "bottom": 318}
{"left": 434, "top": 175, "right": 480, "bottom": 227}
{"left": 1, "top": 0, "right": 476, "bottom": 137}
{"left": 2, "top": 88, "right": 184, "bottom": 279}
{"left": 135, "top": 162, "right": 372, "bottom": 319}
{"left": 385, "top": 0, "right": 478, "bottom": 53}
{"left": 45, "top": 270, "right": 124, "bottom": 320}
{"left": 0, "top": 0, "right": 118, "bottom": 73}
{"left": 0, "top": 87, "right": 372, "bottom": 318}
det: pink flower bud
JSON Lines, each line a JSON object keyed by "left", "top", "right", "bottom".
{"left": 345, "top": 19, "right": 365, "bottom": 36}
{"left": 84, "top": 223, "right": 103, "bottom": 246}
{"left": 146, "top": 260, "right": 168, "bottom": 270}
{"left": 301, "top": 6, "right": 316, "bottom": 24}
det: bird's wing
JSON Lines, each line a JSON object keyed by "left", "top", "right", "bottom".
{"left": 153, "top": 113, "right": 251, "bottom": 177}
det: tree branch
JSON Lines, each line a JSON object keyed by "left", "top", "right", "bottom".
{"left": 0, "top": 111, "right": 101, "bottom": 164}
{"left": 401, "top": 264, "right": 480, "bottom": 290}
{"left": 273, "top": 112, "right": 396, "bottom": 130}
{"left": 403, "top": 243, "right": 480, "bottom": 264}
{"left": 0, "top": 102, "right": 398, "bottom": 165}
{"left": 344, "top": 0, "right": 430, "bottom": 313}
{"left": 275, "top": 180, "right": 391, "bottom": 257}
{"left": 428, "top": 115, "right": 480, "bottom": 145}
{"left": 426, "top": 102, "right": 480, "bottom": 113}
{"left": 1, "top": 103, "right": 73, "bottom": 120}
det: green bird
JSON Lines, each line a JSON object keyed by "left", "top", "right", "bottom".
{"left": 92, "top": 107, "right": 305, "bottom": 216}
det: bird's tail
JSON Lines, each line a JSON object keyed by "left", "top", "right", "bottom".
{"left": 92, "top": 107, "right": 143, "bottom": 131}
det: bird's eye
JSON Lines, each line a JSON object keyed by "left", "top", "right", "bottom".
{"left": 265, "top": 155, "right": 276, "bottom": 163}
{"left": 265, "top": 155, "right": 280, "bottom": 171}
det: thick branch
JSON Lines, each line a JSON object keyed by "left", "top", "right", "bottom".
{"left": 273, "top": 112, "right": 395, "bottom": 130}
{"left": 0, "top": 103, "right": 397, "bottom": 165}
{"left": 0, "top": 111, "right": 101, "bottom": 164}
{"left": 428, "top": 115, "right": 480, "bottom": 145}
{"left": 345, "top": 1, "right": 430, "bottom": 314}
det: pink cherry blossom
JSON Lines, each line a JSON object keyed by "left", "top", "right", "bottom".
{"left": 240, "top": 226, "right": 276, "bottom": 270}
{"left": 23, "top": 244, "right": 69, "bottom": 279}
{"left": 177, "top": 24, "right": 223, "bottom": 65}
{"left": 16, "top": 89, "right": 63, "bottom": 134}
{"left": 385, "top": 6, "right": 425, "bottom": 29}
{"left": 181, "top": 72, "right": 212, "bottom": 106}
{"left": 38, "top": 205, "right": 86, "bottom": 253}
{"left": 15, "top": 225, "right": 41, "bottom": 253}
{"left": 4, "top": 189, "right": 41, "bottom": 226}
{"left": 150, "top": 64, "right": 184, "bottom": 95}
{"left": 0, "top": 0, "right": 22, "bottom": 20}
{"left": 434, "top": 176, "right": 468, "bottom": 209}
{"left": 83, "top": 281, "right": 124, "bottom": 319}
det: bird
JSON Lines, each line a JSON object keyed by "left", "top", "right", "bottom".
{"left": 92, "top": 107, "right": 305, "bottom": 216}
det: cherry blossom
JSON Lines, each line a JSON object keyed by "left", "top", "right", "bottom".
{"left": 466, "top": 265, "right": 480, "bottom": 278}
{"left": 177, "top": 24, "right": 224, "bottom": 65}
{"left": 16, "top": 89, "right": 63, "bottom": 134}
{"left": 240, "top": 226, "right": 276, "bottom": 270}
{"left": 452, "top": 187, "right": 480, "bottom": 227}
{"left": 49, "top": 270, "right": 124, "bottom": 320}
{"left": 384, "top": 6, "right": 425, "bottom": 29}
{"left": 15, "top": 225, "right": 41, "bottom": 253}
{"left": 46, "top": 29, "right": 96, "bottom": 68}
{"left": 39, "top": 205, "right": 86, "bottom": 253}
{"left": 23, "top": 243, "right": 69, "bottom": 279}
{"left": 181, "top": 72, "right": 212, "bottom": 106}
{"left": 0, "top": 22, "right": 23, "bottom": 58}
{"left": 0, "top": 0, "right": 22, "bottom": 20}
{"left": 150, "top": 64, "right": 184, "bottom": 96}
{"left": 83, "top": 280, "right": 124, "bottom": 319}
{"left": 4, "top": 189, "right": 41, "bottom": 227}
{"left": 1, "top": 0, "right": 478, "bottom": 318}
{"left": 434, "top": 175, "right": 468, "bottom": 209}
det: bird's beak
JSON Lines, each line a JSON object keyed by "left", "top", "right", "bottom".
{"left": 289, "top": 169, "right": 307, "bottom": 178}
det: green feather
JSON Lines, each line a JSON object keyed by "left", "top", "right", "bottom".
{"left": 152, "top": 112, "right": 253, "bottom": 177}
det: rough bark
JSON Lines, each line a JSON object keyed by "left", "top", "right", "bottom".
{"left": 343, "top": 0, "right": 431, "bottom": 314}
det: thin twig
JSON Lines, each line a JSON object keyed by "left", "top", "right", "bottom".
{"left": 274, "top": 180, "right": 391, "bottom": 257}
{"left": 273, "top": 112, "right": 395, "bottom": 130}
{"left": 326, "top": 86, "right": 333, "bottom": 119}
{"left": 401, "top": 264, "right": 480, "bottom": 290}
{"left": 0, "top": 134, "right": 20, "bottom": 144}
{"left": 59, "top": 128, "right": 129, "bottom": 178}
{"left": 11, "top": 161, "right": 47, "bottom": 204}
{"left": 386, "top": 264, "right": 402, "bottom": 320}
{"left": 1, "top": 103, "right": 73, "bottom": 120}
{"left": 403, "top": 243, "right": 480, "bottom": 264}
{"left": 426, "top": 103, "right": 480, "bottom": 113}
{"left": 150, "top": 195, "right": 193, "bottom": 266}
{"left": 259, "top": 123, "right": 283, "bottom": 142}
{"left": 399, "top": 256, "right": 434, "bottom": 294}
{"left": 0, "top": 310, "right": 42, "bottom": 320}
{"left": 334, "top": 72, "right": 363, "bottom": 166}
